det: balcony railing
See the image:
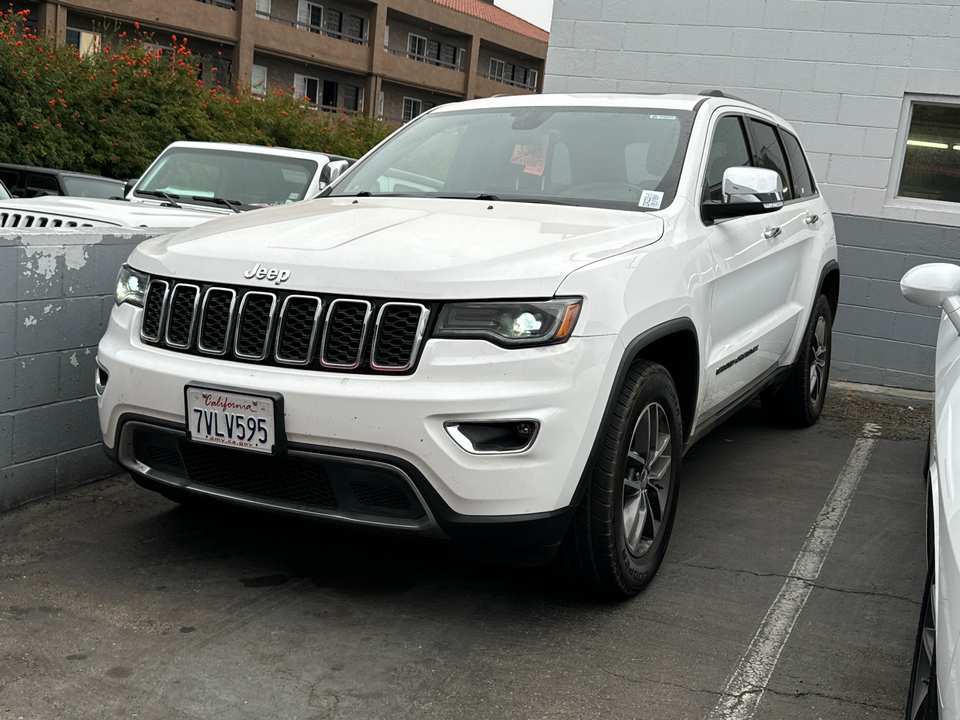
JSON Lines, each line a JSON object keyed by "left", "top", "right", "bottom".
{"left": 195, "top": 0, "right": 236, "bottom": 9}
{"left": 386, "top": 48, "right": 464, "bottom": 73}
{"left": 478, "top": 72, "right": 537, "bottom": 91}
{"left": 257, "top": 13, "right": 368, "bottom": 46}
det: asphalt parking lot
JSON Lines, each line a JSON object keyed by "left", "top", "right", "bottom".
{"left": 0, "top": 383, "right": 929, "bottom": 720}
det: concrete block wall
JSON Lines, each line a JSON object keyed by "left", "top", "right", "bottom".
{"left": 0, "top": 229, "right": 165, "bottom": 511}
{"left": 545, "top": 0, "right": 960, "bottom": 389}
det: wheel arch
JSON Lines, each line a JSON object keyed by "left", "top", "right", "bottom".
{"left": 819, "top": 260, "right": 840, "bottom": 320}
{"left": 570, "top": 318, "right": 699, "bottom": 506}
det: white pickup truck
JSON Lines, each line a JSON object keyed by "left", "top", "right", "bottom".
{"left": 0, "top": 141, "right": 352, "bottom": 229}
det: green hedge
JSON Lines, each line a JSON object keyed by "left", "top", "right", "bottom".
{"left": 0, "top": 9, "right": 394, "bottom": 179}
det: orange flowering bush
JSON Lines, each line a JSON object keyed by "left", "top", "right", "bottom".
{"left": 0, "top": 9, "right": 393, "bottom": 178}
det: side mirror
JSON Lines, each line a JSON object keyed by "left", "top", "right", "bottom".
{"left": 124, "top": 178, "right": 138, "bottom": 197}
{"left": 702, "top": 166, "right": 784, "bottom": 221}
{"left": 319, "top": 160, "right": 352, "bottom": 188}
{"left": 901, "top": 263, "right": 960, "bottom": 335}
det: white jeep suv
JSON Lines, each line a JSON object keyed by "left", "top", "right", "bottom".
{"left": 97, "top": 93, "right": 839, "bottom": 598}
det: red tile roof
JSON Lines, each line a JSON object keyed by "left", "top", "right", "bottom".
{"left": 430, "top": 0, "right": 549, "bottom": 43}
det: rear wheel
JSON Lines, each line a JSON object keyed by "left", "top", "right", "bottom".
{"left": 762, "top": 294, "right": 832, "bottom": 427}
{"left": 558, "top": 360, "right": 682, "bottom": 598}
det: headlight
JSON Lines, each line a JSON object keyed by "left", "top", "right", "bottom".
{"left": 115, "top": 264, "right": 149, "bottom": 306}
{"left": 434, "top": 298, "right": 581, "bottom": 347}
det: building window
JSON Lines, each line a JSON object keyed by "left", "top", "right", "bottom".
{"left": 325, "top": 8, "right": 342, "bottom": 37}
{"left": 298, "top": 1, "right": 322, "bottom": 33}
{"left": 378, "top": 91, "right": 385, "bottom": 120}
{"left": 347, "top": 15, "right": 364, "bottom": 44}
{"left": 294, "top": 73, "right": 320, "bottom": 105}
{"left": 408, "top": 33, "right": 427, "bottom": 61}
{"left": 251, "top": 64, "right": 267, "bottom": 95}
{"left": 66, "top": 28, "right": 101, "bottom": 57}
{"left": 384, "top": 25, "right": 390, "bottom": 49}
{"left": 402, "top": 97, "right": 423, "bottom": 123}
{"left": 489, "top": 58, "right": 505, "bottom": 80}
{"left": 503, "top": 63, "right": 515, "bottom": 83}
{"left": 897, "top": 100, "right": 960, "bottom": 205}
{"left": 255, "top": 0, "right": 271, "bottom": 19}
{"left": 527, "top": 69, "right": 538, "bottom": 90}
{"left": 343, "top": 84, "right": 360, "bottom": 112}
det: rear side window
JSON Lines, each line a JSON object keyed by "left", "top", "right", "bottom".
{"left": 703, "top": 116, "right": 752, "bottom": 202}
{"left": 780, "top": 131, "right": 817, "bottom": 199}
{"left": 25, "top": 173, "right": 62, "bottom": 198}
{"left": 748, "top": 119, "right": 793, "bottom": 201}
{"left": 0, "top": 169, "right": 20, "bottom": 195}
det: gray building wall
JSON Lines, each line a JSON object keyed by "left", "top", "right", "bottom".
{"left": 545, "top": 0, "right": 960, "bottom": 390}
{"left": 0, "top": 229, "right": 165, "bottom": 512}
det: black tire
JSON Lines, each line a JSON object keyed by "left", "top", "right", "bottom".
{"left": 762, "top": 294, "right": 832, "bottom": 427}
{"left": 906, "top": 564, "right": 938, "bottom": 720}
{"left": 557, "top": 360, "right": 682, "bottom": 599}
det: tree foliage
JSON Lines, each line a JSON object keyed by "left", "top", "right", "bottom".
{"left": 0, "top": 9, "right": 394, "bottom": 179}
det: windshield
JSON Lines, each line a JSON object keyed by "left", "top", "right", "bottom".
{"left": 135, "top": 148, "right": 319, "bottom": 210}
{"left": 330, "top": 107, "right": 695, "bottom": 211}
{"left": 62, "top": 176, "right": 124, "bottom": 199}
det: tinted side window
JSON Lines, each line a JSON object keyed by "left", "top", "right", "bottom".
{"left": 0, "top": 169, "right": 20, "bottom": 195}
{"left": 748, "top": 119, "right": 792, "bottom": 201}
{"left": 703, "top": 116, "right": 752, "bottom": 202}
{"left": 780, "top": 131, "right": 817, "bottom": 198}
{"left": 25, "top": 173, "right": 62, "bottom": 198}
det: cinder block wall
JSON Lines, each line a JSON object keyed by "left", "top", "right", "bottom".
{"left": 0, "top": 229, "right": 165, "bottom": 511}
{"left": 545, "top": 0, "right": 960, "bottom": 390}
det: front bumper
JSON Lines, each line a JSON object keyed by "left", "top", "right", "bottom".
{"left": 98, "top": 303, "right": 620, "bottom": 544}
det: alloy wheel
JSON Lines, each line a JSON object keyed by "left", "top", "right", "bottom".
{"left": 809, "top": 315, "right": 827, "bottom": 403}
{"left": 621, "top": 401, "right": 672, "bottom": 557}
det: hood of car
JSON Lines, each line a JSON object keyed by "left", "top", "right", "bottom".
{"left": 127, "top": 197, "right": 665, "bottom": 299}
{"left": 0, "top": 196, "right": 224, "bottom": 228}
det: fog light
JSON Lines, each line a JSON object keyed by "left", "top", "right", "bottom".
{"left": 95, "top": 364, "right": 109, "bottom": 396}
{"left": 445, "top": 420, "right": 541, "bottom": 454}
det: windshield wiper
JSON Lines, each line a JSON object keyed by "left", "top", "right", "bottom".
{"left": 136, "top": 190, "right": 182, "bottom": 208}
{"left": 191, "top": 196, "right": 243, "bottom": 213}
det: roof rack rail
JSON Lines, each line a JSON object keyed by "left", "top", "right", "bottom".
{"left": 698, "top": 89, "right": 752, "bottom": 104}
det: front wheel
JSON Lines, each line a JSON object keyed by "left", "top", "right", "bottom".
{"left": 762, "top": 294, "right": 832, "bottom": 427}
{"left": 557, "top": 360, "right": 682, "bottom": 598}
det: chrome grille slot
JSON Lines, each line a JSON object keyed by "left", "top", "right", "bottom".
{"left": 165, "top": 284, "right": 200, "bottom": 349}
{"left": 371, "top": 303, "right": 430, "bottom": 372}
{"left": 197, "top": 288, "right": 237, "bottom": 356}
{"left": 140, "top": 280, "right": 170, "bottom": 342}
{"left": 275, "top": 295, "right": 323, "bottom": 365}
{"left": 321, "top": 299, "right": 372, "bottom": 369}
{"left": 234, "top": 291, "right": 277, "bottom": 360}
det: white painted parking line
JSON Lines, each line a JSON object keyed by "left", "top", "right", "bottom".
{"left": 705, "top": 426, "right": 879, "bottom": 720}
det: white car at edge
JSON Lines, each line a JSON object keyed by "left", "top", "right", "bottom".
{"left": 902, "top": 263, "right": 960, "bottom": 719}
{"left": 97, "top": 93, "right": 839, "bottom": 598}
{"left": 0, "top": 141, "right": 352, "bottom": 229}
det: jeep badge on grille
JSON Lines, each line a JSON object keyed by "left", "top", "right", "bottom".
{"left": 244, "top": 263, "right": 290, "bottom": 285}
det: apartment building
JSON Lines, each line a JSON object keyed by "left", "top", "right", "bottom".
{"left": 18, "top": 0, "right": 547, "bottom": 124}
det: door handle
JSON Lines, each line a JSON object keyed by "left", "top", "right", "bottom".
{"left": 764, "top": 226, "right": 782, "bottom": 240}
{"left": 804, "top": 214, "right": 819, "bottom": 225}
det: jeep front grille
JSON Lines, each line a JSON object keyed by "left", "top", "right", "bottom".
{"left": 0, "top": 211, "right": 118, "bottom": 228}
{"left": 140, "top": 277, "right": 431, "bottom": 374}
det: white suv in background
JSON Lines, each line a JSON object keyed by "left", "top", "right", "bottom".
{"left": 97, "top": 93, "right": 838, "bottom": 598}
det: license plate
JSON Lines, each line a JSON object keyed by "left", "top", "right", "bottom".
{"left": 185, "top": 386, "right": 283, "bottom": 455}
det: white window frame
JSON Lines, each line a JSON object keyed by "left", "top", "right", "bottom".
{"left": 298, "top": 0, "right": 323, "bottom": 32}
{"left": 251, "top": 64, "right": 267, "bottom": 96}
{"left": 456, "top": 47, "right": 465, "bottom": 70}
{"left": 294, "top": 72, "right": 320, "bottom": 106}
{"left": 402, "top": 96, "right": 423, "bottom": 123}
{"left": 407, "top": 33, "right": 427, "bottom": 61}
{"left": 527, "top": 69, "right": 538, "bottom": 90}
{"left": 887, "top": 93, "right": 960, "bottom": 218}
{"left": 67, "top": 28, "right": 101, "bottom": 57}
{"left": 384, "top": 25, "right": 390, "bottom": 49}
{"left": 489, "top": 58, "right": 505, "bottom": 81}
{"left": 256, "top": 0, "right": 271, "bottom": 19}
{"left": 378, "top": 90, "right": 385, "bottom": 120}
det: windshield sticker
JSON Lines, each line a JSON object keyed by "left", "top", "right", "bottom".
{"left": 649, "top": 114, "right": 677, "bottom": 120}
{"left": 511, "top": 134, "right": 549, "bottom": 176}
{"left": 639, "top": 190, "right": 664, "bottom": 209}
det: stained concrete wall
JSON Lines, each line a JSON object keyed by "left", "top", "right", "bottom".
{"left": 0, "top": 229, "right": 167, "bottom": 511}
